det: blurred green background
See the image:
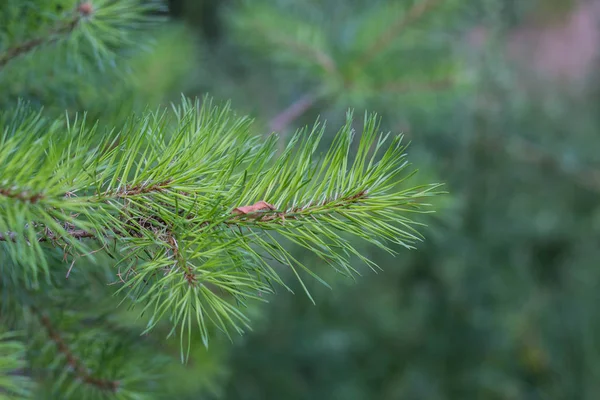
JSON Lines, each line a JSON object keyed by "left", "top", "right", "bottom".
{"left": 141, "top": 0, "right": 600, "bottom": 398}
{"left": 13, "top": 0, "right": 600, "bottom": 398}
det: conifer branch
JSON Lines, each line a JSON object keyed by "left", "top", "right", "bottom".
{"left": 253, "top": 26, "right": 336, "bottom": 74}
{"left": 0, "top": 229, "right": 94, "bottom": 243}
{"left": 0, "top": 99, "right": 441, "bottom": 346}
{"left": 0, "top": 190, "right": 366, "bottom": 242}
{"left": 35, "top": 310, "right": 120, "bottom": 393}
{"left": 269, "top": 93, "right": 319, "bottom": 133}
{"left": 0, "top": 5, "right": 85, "bottom": 70}
{"left": 354, "top": 0, "right": 445, "bottom": 73}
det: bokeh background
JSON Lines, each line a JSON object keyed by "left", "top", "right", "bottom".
{"left": 152, "top": 0, "right": 600, "bottom": 398}
{"left": 5, "top": 0, "right": 600, "bottom": 398}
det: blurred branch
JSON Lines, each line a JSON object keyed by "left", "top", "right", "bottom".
{"left": 254, "top": 26, "right": 336, "bottom": 74}
{"left": 33, "top": 308, "right": 120, "bottom": 392}
{"left": 354, "top": 0, "right": 445, "bottom": 72}
{"left": 269, "top": 92, "right": 319, "bottom": 133}
{"left": 0, "top": 3, "right": 92, "bottom": 70}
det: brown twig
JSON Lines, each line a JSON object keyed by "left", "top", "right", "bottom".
{"left": 0, "top": 188, "right": 45, "bottom": 203}
{"left": 266, "top": 1, "right": 447, "bottom": 138}
{"left": 269, "top": 93, "right": 319, "bottom": 133}
{"left": 0, "top": 191, "right": 369, "bottom": 244}
{"left": 253, "top": 24, "right": 336, "bottom": 74}
{"left": 34, "top": 309, "right": 120, "bottom": 392}
{"left": 0, "top": 229, "right": 94, "bottom": 243}
{"left": 107, "top": 179, "right": 172, "bottom": 198}
{"left": 165, "top": 233, "right": 197, "bottom": 285}
{"left": 0, "top": 15, "right": 81, "bottom": 70}
{"left": 228, "top": 191, "right": 368, "bottom": 224}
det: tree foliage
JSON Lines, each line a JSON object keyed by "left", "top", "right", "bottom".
{"left": 0, "top": 0, "right": 441, "bottom": 397}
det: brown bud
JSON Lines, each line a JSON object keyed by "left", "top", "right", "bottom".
{"left": 232, "top": 201, "right": 276, "bottom": 215}
{"left": 78, "top": 2, "right": 94, "bottom": 17}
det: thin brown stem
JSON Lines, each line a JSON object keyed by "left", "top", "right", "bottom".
{"left": 254, "top": 24, "right": 336, "bottom": 74}
{"left": 105, "top": 179, "right": 173, "bottom": 198}
{"left": 165, "top": 233, "right": 197, "bottom": 286}
{"left": 227, "top": 190, "right": 369, "bottom": 224}
{"left": 269, "top": 93, "right": 319, "bottom": 133}
{"left": 0, "top": 229, "right": 94, "bottom": 243}
{"left": 34, "top": 309, "right": 120, "bottom": 392}
{"left": 0, "top": 16, "right": 80, "bottom": 70}
{"left": 0, "top": 188, "right": 45, "bottom": 203}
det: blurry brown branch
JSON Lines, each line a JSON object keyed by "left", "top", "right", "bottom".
{"left": 34, "top": 308, "right": 120, "bottom": 392}
{"left": 269, "top": 92, "right": 319, "bottom": 133}
{"left": 254, "top": 27, "right": 336, "bottom": 74}
{"left": 0, "top": 12, "right": 82, "bottom": 70}
{"left": 354, "top": 0, "right": 445, "bottom": 72}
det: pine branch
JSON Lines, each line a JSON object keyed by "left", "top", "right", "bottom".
{"left": 0, "top": 99, "right": 442, "bottom": 349}
{"left": 0, "top": 229, "right": 94, "bottom": 243}
{"left": 0, "top": 191, "right": 365, "bottom": 242}
{"left": 255, "top": 28, "right": 336, "bottom": 74}
{"left": 269, "top": 92, "right": 319, "bottom": 133}
{"left": 0, "top": 1, "right": 163, "bottom": 73}
{"left": 353, "top": 0, "right": 446, "bottom": 74}
{"left": 0, "top": 3, "right": 89, "bottom": 70}
{"left": 34, "top": 309, "right": 120, "bottom": 393}
{"left": 232, "top": 4, "right": 336, "bottom": 74}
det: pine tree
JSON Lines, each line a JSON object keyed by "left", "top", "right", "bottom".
{"left": 0, "top": 1, "right": 441, "bottom": 398}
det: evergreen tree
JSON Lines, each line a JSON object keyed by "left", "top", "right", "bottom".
{"left": 0, "top": 1, "right": 441, "bottom": 398}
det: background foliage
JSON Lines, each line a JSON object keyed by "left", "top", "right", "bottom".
{"left": 2, "top": 0, "right": 600, "bottom": 399}
{"left": 175, "top": 0, "right": 600, "bottom": 399}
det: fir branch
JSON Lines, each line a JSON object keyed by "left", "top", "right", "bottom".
{"left": 34, "top": 309, "right": 120, "bottom": 393}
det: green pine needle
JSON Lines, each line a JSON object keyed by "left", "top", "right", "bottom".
{"left": 0, "top": 97, "right": 443, "bottom": 354}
